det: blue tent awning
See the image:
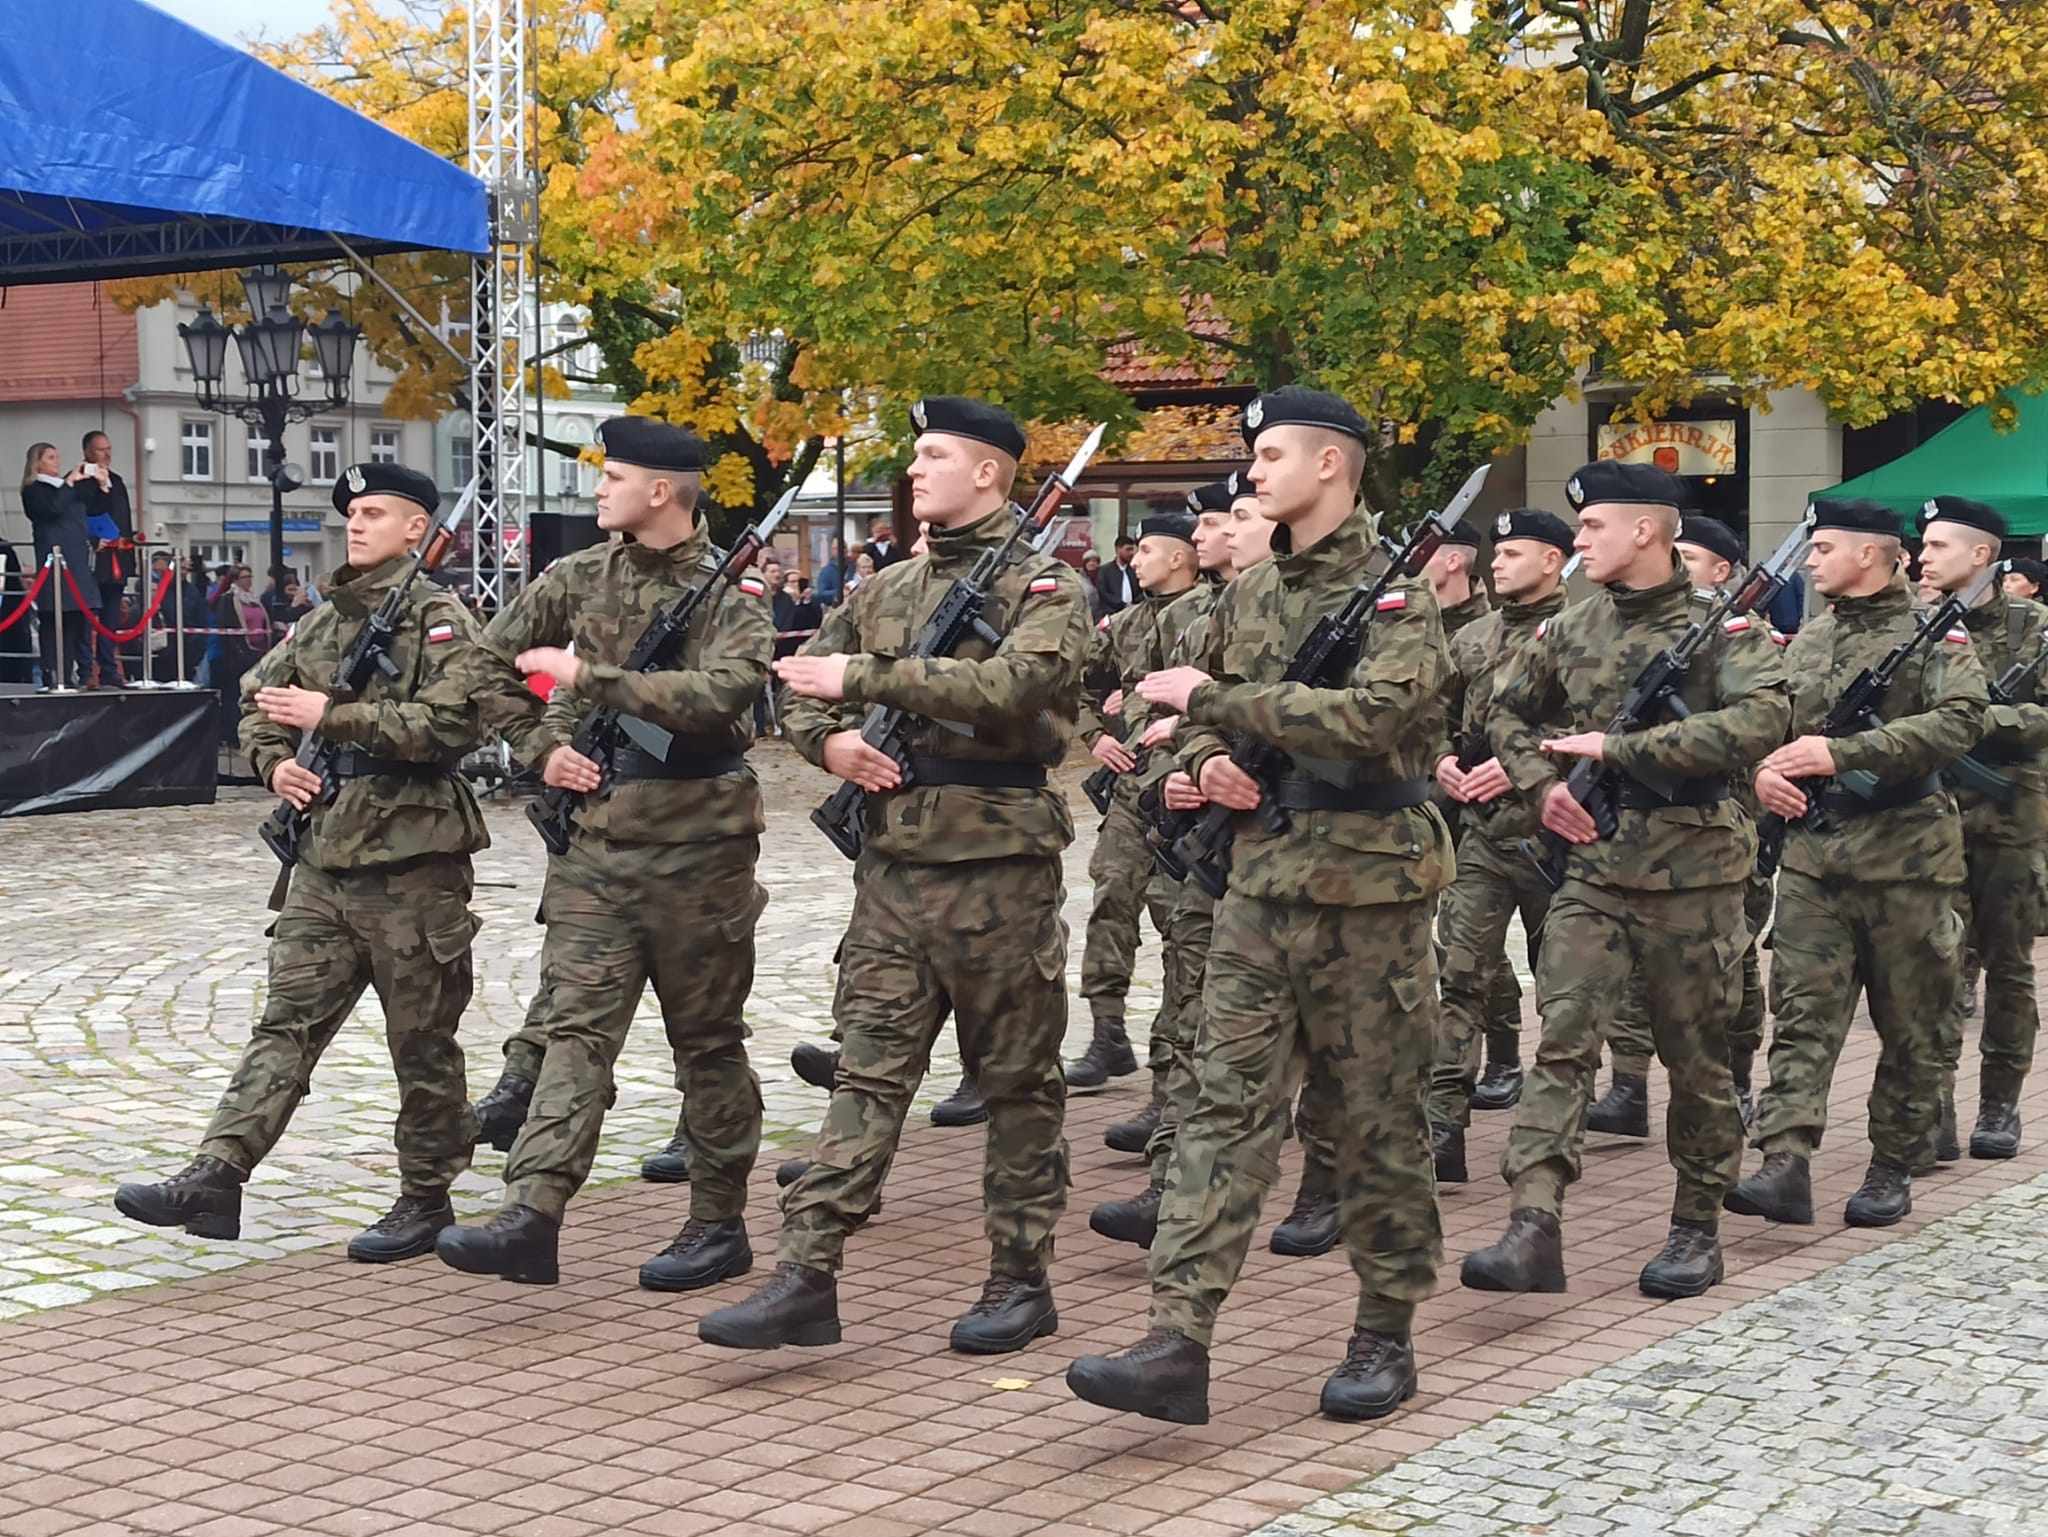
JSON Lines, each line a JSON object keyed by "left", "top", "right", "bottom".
{"left": 0, "top": 0, "right": 488, "bottom": 284}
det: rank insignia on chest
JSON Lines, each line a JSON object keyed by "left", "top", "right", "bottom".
{"left": 738, "top": 575, "right": 766, "bottom": 598}
{"left": 1375, "top": 592, "right": 1407, "bottom": 613}
{"left": 1029, "top": 575, "right": 1060, "bottom": 595}
{"left": 426, "top": 621, "right": 456, "bottom": 644}
{"left": 1944, "top": 626, "right": 1970, "bottom": 645}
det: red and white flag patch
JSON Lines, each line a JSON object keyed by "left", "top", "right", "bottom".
{"left": 1097, "top": 614, "right": 1112, "bottom": 631}
{"left": 281, "top": 623, "right": 296, "bottom": 645}
{"left": 1375, "top": 592, "right": 1407, "bottom": 613}
{"left": 1944, "top": 626, "right": 1970, "bottom": 645}
{"left": 1723, "top": 616, "right": 1751, "bottom": 635}
{"left": 426, "top": 622, "right": 456, "bottom": 644}
{"left": 1029, "top": 575, "right": 1060, "bottom": 595}
{"left": 1536, "top": 619, "right": 1549, "bottom": 640}
{"left": 738, "top": 575, "right": 766, "bottom": 598}
{"left": 1770, "top": 629, "right": 1791, "bottom": 647}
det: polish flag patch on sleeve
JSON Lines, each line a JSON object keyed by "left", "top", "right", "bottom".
{"left": 738, "top": 574, "right": 766, "bottom": 598}
{"left": 281, "top": 623, "right": 296, "bottom": 645}
{"left": 425, "top": 621, "right": 456, "bottom": 644}
{"left": 1097, "top": 614, "right": 1112, "bottom": 631}
{"left": 1375, "top": 592, "right": 1407, "bottom": 613}
{"left": 1944, "top": 625, "right": 1970, "bottom": 644}
{"left": 1029, "top": 575, "right": 1060, "bottom": 595}
{"left": 1770, "top": 629, "right": 1791, "bottom": 647}
{"left": 1723, "top": 616, "right": 1752, "bottom": 635}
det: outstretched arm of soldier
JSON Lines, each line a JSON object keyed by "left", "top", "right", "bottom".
{"left": 779, "top": 591, "right": 870, "bottom": 770}
{"left": 574, "top": 589, "right": 771, "bottom": 735}
{"left": 1601, "top": 621, "right": 1793, "bottom": 784}
{"left": 1818, "top": 628, "right": 1990, "bottom": 779}
{"left": 1488, "top": 619, "right": 1569, "bottom": 813}
{"left": 239, "top": 628, "right": 305, "bottom": 791}
{"left": 318, "top": 597, "right": 486, "bottom": 764}
{"left": 474, "top": 564, "right": 579, "bottom": 769}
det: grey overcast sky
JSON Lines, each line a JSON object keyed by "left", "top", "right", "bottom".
{"left": 153, "top": 0, "right": 334, "bottom": 46}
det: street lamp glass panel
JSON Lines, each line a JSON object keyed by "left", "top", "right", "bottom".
{"left": 240, "top": 264, "right": 292, "bottom": 321}
{"left": 178, "top": 306, "right": 229, "bottom": 386}
{"left": 232, "top": 325, "right": 263, "bottom": 391}
{"left": 248, "top": 310, "right": 305, "bottom": 386}
{"left": 309, "top": 309, "right": 361, "bottom": 396}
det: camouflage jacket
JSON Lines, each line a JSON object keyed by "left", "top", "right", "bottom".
{"left": 1950, "top": 594, "right": 2048, "bottom": 848}
{"left": 1439, "top": 586, "right": 1569, "bottom": 845}
{"left": 1778, "top": 575, "right": 1985, "bottom": 885}
{"left": 1080, "top": 579, "right": 1209, "bottom": 805}
{"left": 782, "top": 503, "right": 1092, "bottom": 863}
{"left": 1177, "top": 510, "right": 1455, "bottom": 908}
{"left": 477, "top": 523, "right": 770, "bottom": 846}
{"left": 1441, "top": 588, "right": 1492, "bottom": 644}
{"left": 241, "top": 556, "right": 489, "bottom": 874}
{"left": 1492, "top": 553, "right": 1791, "bottom": 891}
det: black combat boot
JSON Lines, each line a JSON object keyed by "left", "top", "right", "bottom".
{"left": 930, "top": 1074, "right": 988, "bottom": 1128}
{"left": 699, "top": 1262, "right": 840, "bottom": 1349}
{"left": 1970, "top": 1102, "right": 2022, "bottom": 1159}
{"left": 1104, "top": 1095, "right": 1162, "bottom": 1154}
{"left": 639, "top": 1217, "right": 752, "bottom": 1292}
{"left": 1269, "top": 1173, "right": 1339, "bottom": 1257}
{"left": 1843, "top": 1161, "right": 1912, "bottom": 1228}
{"left": 790, "top": 1042, "right": 840, "bottom": 1093}
{"left": 950, "top": 1271, "right": 1058, "bottom": 1354}
{"left": 1586, "top": 1072, "right": 1650, "bottom": 1137}
{"left": 1319, "top": 1330, "right": 1418, "bottom": 1423}
{"left": 776, "top": 1157, "right": 812, "bottom": 1187}
{"left": 472, "top": 1072, "right": 536, "bottom": 1154}
{"left": 640, "top": 1105, "right": 691, "bottom": 1184}
{"left": 1460, "top": 1208, "right": 1566, "bottom": 1293}
{"left": 1936, "top": 1088, "right": 1962, "bottom": 1163}
{"left": 113, "top": 1155, "right": 244, "bottom": 1240}
{"left": 1066, "top": 1328, "right": 1210, "bottom": 1424}
{"left": 1064, "top": 1013, "right": 1137, "bottom": 1089}
{"left": 434, "top": 1204, "right": 560, "bottom": 1284}
{"left": 1638, "top": 1219, "right": 1722, "bottom": 1299}
{"left": 1432, "top": 1122, "right": 1468, "bottom": 1185}
{"left": 1723, "top": 1150, "right": 1814, "bottom": 1224}
{"left": 346, "top": 1190, "right": 453, "bottom": 1263}
{"left": 1089, "top": 1181, "right": 1162, "bottom": 1249}
{"left": 1470, "top": 1035, "right": 1524, "bottom": 1111}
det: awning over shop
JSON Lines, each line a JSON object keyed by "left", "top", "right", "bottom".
{"left": 1819, "top": 393, "right": 2048, "bottom": 535}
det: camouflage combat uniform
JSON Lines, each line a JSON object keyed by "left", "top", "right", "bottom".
{"left": 1149, "top": 511, "right": 1453, "bottom": 1345}
{"left": 1490, "top": 555, "right": 1790, "bottom": 1224}
{"left": 779, "top": 506, "right": 1091, "bottom": 1277}
{"left": 475, "top": 524, "right": 771, "bottom": 1225}
{"left": 1752, "top": 574, "right": 1985, "bottom": 1167}
{"left": 204, "top": 558, "right": 490, "bottom": 1194}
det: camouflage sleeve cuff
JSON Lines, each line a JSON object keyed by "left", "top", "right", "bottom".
{"left": 319, "top": 701, "right": 369, "bottom": 744}
{"left": 840, "top": 654, "right": 880, "bottom": 704}
{"left": 579, "top": 660, "right": 633, "bottom": 710}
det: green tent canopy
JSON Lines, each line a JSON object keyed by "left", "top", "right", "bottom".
{"left": 1817, "top": 392, "right": 2048, "bottom": 535}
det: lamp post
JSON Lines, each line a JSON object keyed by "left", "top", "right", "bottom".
{"left": 179, "top": 266, "right": 362, "bottom": 587}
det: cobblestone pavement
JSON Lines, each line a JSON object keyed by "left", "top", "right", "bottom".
{"left": 1261, "top": 1170, "right": 2048, "bottom": 1537}
{"left": 0, "top": 744, "right": 1160, "bottom": 1317}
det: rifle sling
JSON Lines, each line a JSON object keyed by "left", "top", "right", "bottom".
{"left": 1818, "top": 772, "right": 1944, "bottom": 818}
{"left": 1271, "top": 775, "right": 1432, "bottom": 813}
{"left": 905, "top": 754, "right": 1046, "bottom": 790}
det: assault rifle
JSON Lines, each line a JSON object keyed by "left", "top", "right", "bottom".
{"left": 526, "top": 487, "right": 796, "bottom": 857}
{"left": 1943, "top": 624, "right": 2048, "bottom": 806}
{"left": 1521, "top": 517, "right": 1813, "bottom": 892}
{"left": 1166, "top": 463, "right": 1492, "bottom": 901}
{"left": 810, "top": 426, "right": 1105, "bottom": 860}
{"left": 1757, "top": 562, "right": 2002, "bottom": 870}
{"left": 259, "top": 481, "right": 474, "bottom": 909}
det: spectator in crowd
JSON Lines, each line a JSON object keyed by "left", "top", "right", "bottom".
{"left": 21, "top": 441, "right": 99, "bottom": 691}
{"left": 198, "top": 562, "right": 236, "bottom": 689}
{"left": 2004, "top": 557, "right": 2048, "bottom": 602}
{"left": 865, "top": 515, "right": 903, "bottom": 569}
{"left": 0, "top": 539, "right": 31, "bottom": 685}
{"left": 755, "top": 555, "right": 786, "bottom": 737}
{"left": 789, "top": 574, "right": 823, "bottom": 639}
{"left": 170, "top": 552, "right": 209, "bottom": 683}
{"left": 814, "top": 535, "right": 850, "bottom": 607}
{"left": 1080, "top": 550, "right": 1106, "bottom": 621}
{"left": 213, "top": 565, "right": 270, "bottom": 741}
{"left": 1097, "top": 533, "right": 1139, "bottom": 614}
{"left": 75, "top": 430, "right": 134, "bottom": 687}
{"left": 847, "top": 549, "right": 876, "bottom": 596}
{"left": 281, "top": 578, "right": 314, "bottom": 625}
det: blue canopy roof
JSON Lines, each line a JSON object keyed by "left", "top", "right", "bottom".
{"left": 0, "top": 0, "right": 488, "bottom": 285}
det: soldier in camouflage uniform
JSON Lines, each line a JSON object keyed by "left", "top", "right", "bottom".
{"left": 1724, "top": 499, "right": 1985, "bottom": 1229}
{"left": 1069, "top": 388, "right": 1452, "bottom": 1427}
{"left": 114, "top": 463, "right": 488, "bottom": 1262}
{"left": 1917, "top": 497, "right": 2048, "bottom": 1160}
{"left": 1461, "top": 460, "right": 1790, "bottom": 1300}
{"left": 699, "top": 395, "right": 1090, "bottom": 1355}
{"left": 438, "top": 416, "right": 771, "bottom": 1291}
{"left": 1427, "top": 508, "right": 1577, "bottom": 1184}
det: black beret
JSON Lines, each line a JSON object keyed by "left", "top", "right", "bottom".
{"left": 1489, "top": 506, "right": 1575, "bottom": 554}
{"left": 1809, "top": 498, "right": 1903, "bottom": 538}
{"left": 332, "top": 461, "right": 438, "bottom": 517}
{"left": 1675, "top": 514, "right": 1746, "bottom": 572}
{"left": 1441, "top": 519, "right": 1485, "bottom": 550}
{"left": 1185, "top": 473, "right": 1242, "bottom": 515}
{"left": 1565, "top": 460, "right": 1687, "bottom": 513}
{"left": 1139, "top": 510, "right": 1197, "bottom": 545}
{"left": 2008, "top": 557, "right": 2048, "bottom": 591}
{"left": 1920, "top": 495, "right": 2006, "bottom": 542}
{"left": 1242, "top": 387, "right": 1371, "bottom": 448}
{"left": 910, "top": 395, "right": 1026, "bottom": 460}
{"left": 596, "top": 416, "right": 707, "bottom": 472}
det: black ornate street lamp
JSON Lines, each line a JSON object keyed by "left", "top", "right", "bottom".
{"left": 179, "top": 265, "right": 362, "bottom": 584}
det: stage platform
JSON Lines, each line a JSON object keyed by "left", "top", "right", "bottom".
{"left": 0, "top": 683, "right": 219, "bottom": 816}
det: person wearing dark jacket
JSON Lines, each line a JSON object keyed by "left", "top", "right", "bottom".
{"left": 0, "top": 540, "right": 32, "bottom": 685}
{"left": 1097, "top": 535, "right": 1140, "bottom": 615}
{"left": 20, "top": 441, "right": 100, "bottom": 690}
{"left": 75, "top": 430, "right": 134, "bottom": 686}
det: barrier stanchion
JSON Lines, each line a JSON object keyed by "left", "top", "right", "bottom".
{"left": 47, "top": 550, "right": 76, "bottom": 694}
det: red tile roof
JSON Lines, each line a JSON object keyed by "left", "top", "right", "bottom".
{"left": 0, "top": 282, "right": 140, "bottom": 404}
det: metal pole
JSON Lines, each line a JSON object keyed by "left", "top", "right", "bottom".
{"left": 172, "top": 547, "right": 189, "bottom": 688}
{"left": 266, "top": 400, "right": 287, "bottom": 598}
{"left": 49, "top": 549, "right": 75, "bottom": 693}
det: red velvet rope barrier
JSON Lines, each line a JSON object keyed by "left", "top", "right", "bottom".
{"left": 60, "top": 566, "right": 177, "bottom": 643}
{"left": 0, "top": 563, "right": 52, "bottom": 634}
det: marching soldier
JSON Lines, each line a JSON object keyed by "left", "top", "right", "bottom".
{"left": 1461, "top": 461, "right": 1790, "bottom": 1300}
{"left": 1069, "top": 387, "right": 1452, "bottom": 1426}
{"left": 699, "top": 396, "right": 1090, "bottom": 1354}
{"left": 1726, "top": 499, "right": 1984, "bottom": 1228}
{"left": 113, "top": 463, "right": 488, "bottom": 1260}
{"left": 438, "top": 416, "right": 771, "bottom": 1290}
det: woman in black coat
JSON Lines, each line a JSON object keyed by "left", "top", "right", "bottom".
{"left": 19, "top": 441, "right": 100, "bottom": 689}
{"left": 0, "top": 540, "right": 32, "bottom": 685}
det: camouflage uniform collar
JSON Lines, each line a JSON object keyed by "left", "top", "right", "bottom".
{"left": 1606, "top": 552, "right": 1691, "bottom": 615}
{"left": 323, "top": 555, "right": 414, "bottom": 618}
{"left": 1503, "top": 586, "right": 1568, "bottom": 625}
{"left": 619, "top": 518, "right": 711, "bottom": 570}
{"left": 924, "top": 503, "right": 1013, "bottom": 573}
{"left": 1441, "top": 587, "right": 1491, "bottom": 628}
{"left": 1961, "top": 588, "right": 2007, "bottom": 630}
{"left": 1833, "top": 571, "right": 1914, "bottom": 625}
{"left": 1273, "top": 508, "right": 1371, "bottom": 584}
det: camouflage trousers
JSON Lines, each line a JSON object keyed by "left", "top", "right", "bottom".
{"left": 1942, "top": 841, "right": 2041, "bottom": 1104}
{"left": 498, "top": 983, "right": 551, "bottom": 1084}
{"left": 1146, "top": 877, "right": 1215, "bottom": 1183}
{"left": 1503, "top": 879, "right": 1745, "bottom": 1225}
{"left": 502, "top": 833, "right": 765, "bottom": 1223}
{"left": 1149, "top": 893, "right": 1441, "bottom": 1346}
{"left": 781, "top": 851, "right": 1070, "bottom": 1277}
{"left": 1082, "top": 791, "right": 1178, "bottom": 1023}
{"left": 1753, "top": 871, "right": 1958, "bottom": 1169}
{"left": 201, "top": 856, "right": 479, "bottom": 1195}
{"left": 1729, "top": 869, "right": 1775, "bottom": 1080}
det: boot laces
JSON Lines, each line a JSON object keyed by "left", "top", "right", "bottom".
{"left": 760, "top": 1261, "right": 823, "bottom": 1300}
{"left": 1126, "top": 1327, "right": 1194, "bottom": 1362}
{"left": 367, "top": 1193, "right": 444, "bottom": 1232}
{"left": 1283, "top": 1185, "right": 1329, "bottom": 1224}
{"left": 660, "top": 1218, "right": 712, "bottom": 1257}
{"left": 1855, "top": 1162, "right": 1905, "bottom": 1198}
{"left": 1337, "top": 1330, "right": 1401, "bottom": 1377}
{"left": 165, "top": 1156, "right": 228, "bottom": 1189}
{"left": 969, "top": 1273, "right": 1038, "bottom": 1313}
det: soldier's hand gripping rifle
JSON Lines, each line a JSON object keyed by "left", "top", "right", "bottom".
{"left": 257, "top": 481, "right": 475, "bottom": 909}
{"left": 1756, "top": 561, "right": 2001, "bottom": 871}
{"left": 1943, "top": 613, "right": 2048, "bottom": 806}
{"left": 525, "top": 487, "right": 796, "bottom": 857}
{"left": 811, "top": 426, "right": 1105, "bottom": 861}
{"left": 1457, "top": 552, "right": 1581, "bottom": 822}
{"left": 1166, "top": 463, "right": 1492, "bottom": 902}
{"left": 1082, "top": 719, "right": 1147, "bottom": 816}
{"left": 1521, "top": 516, "right": 1812, "bottom": 892}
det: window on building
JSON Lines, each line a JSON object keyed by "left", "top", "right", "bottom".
{"left": 309, "top": 425, "right": 340, "bottom": 484}
{"left": 246, "top": 434, "right": 270, "bottom": 483}
{"left": 191, "top": 542, "right": 246, "bottom": 577}
{"left": 451, "top": 433, "right": 474, "bottom": 492}
{"left": 181, "top": 420, "right": 213, "bottom": 481}
{"left": 369, "top": 426, "right": 400, "bottom": 464}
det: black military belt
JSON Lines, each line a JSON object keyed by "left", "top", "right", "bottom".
{"left": 906, "top": 754, "right": 1047, "bottom": 790}
{"left": 1271, "top": 775, "right": 1433, "bottom": 813}
{"left": 1614, "top": 775, "right": 1728, "bottom": 811}
{"left": 1969, "top": 740, "right": 2032, "bottom": 767}
{"left": 327, "top": 752, "right": 447, "bottom": 781}
{"left": 611, "top": 746, "right": 744, "bottom": 781}
{"left": 1820, "top": 772, "right": 1944, "bottom": 818}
